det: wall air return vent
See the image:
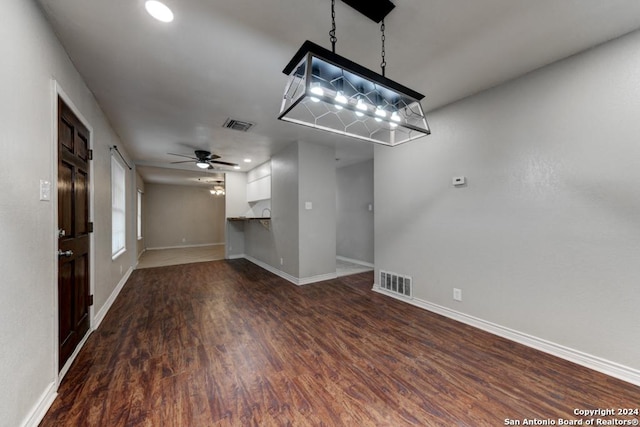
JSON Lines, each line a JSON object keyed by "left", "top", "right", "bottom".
{"left": 380, "top": 270, "right": 412, "bottom": 298}
{"left": 223, "top": 118, "right": 254, "bottom": 132}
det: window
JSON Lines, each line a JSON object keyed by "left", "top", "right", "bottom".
{"left": 111, "top": 155, "right": 126, "bottom": 258}
{"left": 137, "top": 189, "right": 143, "bottom": 240}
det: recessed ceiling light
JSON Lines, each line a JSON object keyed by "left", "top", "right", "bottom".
{"left": 233, "top": 165, "right": 241, "bottom": 170}
{"left": 145, "top": 0, "right": 174, "bottom": 23}
{"left": 244, "top": 158, "right": 252, "bottom": 163}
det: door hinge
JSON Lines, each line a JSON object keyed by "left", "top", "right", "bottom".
{"left": 88, "top": 295, "right": 94, "bottom": 306}
{"left": 88, "top": 222, "right": 94, "bottom": 233}
{"left": 88, "top": 149, "right": 93, "bottom": 160}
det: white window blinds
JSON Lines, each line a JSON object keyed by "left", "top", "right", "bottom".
{"left": 111, "top": 155, "right": 126, "bottom": 258}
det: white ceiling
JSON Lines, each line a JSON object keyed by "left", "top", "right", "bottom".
{"left": 38, "top": 0, "right": 640, "bottom": 185}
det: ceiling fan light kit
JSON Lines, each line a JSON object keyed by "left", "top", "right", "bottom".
{"left": 278, "top": 0, "right": 430, "bottom": 147}
{"left": 168, "top": 150, "right": 238, "bottom": 169}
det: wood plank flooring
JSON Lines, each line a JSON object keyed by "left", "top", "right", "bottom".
{"left": 41, "top": 259, "right": 640, "bottom": 426}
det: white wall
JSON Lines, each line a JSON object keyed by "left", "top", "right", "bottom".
{"left": 0, "top": 1, "right": 137, "bottom": 425}
{"left": 144, "top": 183, "right": 226, "bottom": 249}
{"left": 375, "top": 29, "right": 640, "bottom": 377}
{"left": 336, "top": 160, "right": 374, "bottom": 264}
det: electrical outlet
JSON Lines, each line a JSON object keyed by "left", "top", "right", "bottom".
{"left": 280, "top": 258, "right": 284, "bottom": 266}
{"left": 453, "top": 288, "right": 462, "bottom": 301}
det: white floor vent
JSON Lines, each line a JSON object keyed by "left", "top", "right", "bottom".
{"left": 380, "top": 270, "right": 412, "bottom": 297}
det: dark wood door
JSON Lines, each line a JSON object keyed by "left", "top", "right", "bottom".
{"left": 58, "top": 97, "right": 91, "bottom": 370}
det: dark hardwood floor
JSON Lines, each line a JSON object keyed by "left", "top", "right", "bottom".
{"left": 41, "top": 259, "right": 640, "bottom": 426}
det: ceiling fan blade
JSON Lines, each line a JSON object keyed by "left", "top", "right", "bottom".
{"left": 168, "top": 153, "right": 197, "bottom": 160}
{"left": 209, "top": 160, "right": 239, "bottom": 167}
{"left": 209, "top": 154, "right": 221, "bottom": 160}
{"left": 170, "top": 160, "right": 196, "bottom": 164}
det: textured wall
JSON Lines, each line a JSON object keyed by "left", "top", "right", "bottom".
{"left": 144, "top": 183, "right": 226, "bottom": 249}
{"left": 375, "top": 30, "right": 640, "bottom": 371}
{"left": 269, "top": 142, "right": 300, "bottom": 276}
{"left": 298, "top": 142, "right": 337, "bottom": 279}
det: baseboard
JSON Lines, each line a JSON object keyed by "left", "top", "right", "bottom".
{"left": 336, "top": 255, "right": 374, "bottom": 268}
{"left": 146, "top": 243, "right": 225, "bottom": 250}
{"left": 243, "top": 255, "right": 338, "bottom": 286}
{"left": 21, "top": 266, "right": 134, "bottom": 427}
{"left": 372, "top": 285, "right": 640, "bottom": 387}
{"left": 20, "top": 381, "right": 57, "bottom": 427}
{"left": 243, "top": 255, "right": 300, "bottom": 285}
{"left": 227, "top": 253, "right": 246, "bottom": 260}
{"left": 93, "top": 266, "right": 133, "bottom": 329}
{"left": 299, "top": 272, "right": 338, "bottom": 285}
{"left": 58, "top": 329, "right": 92, "bottom": 381}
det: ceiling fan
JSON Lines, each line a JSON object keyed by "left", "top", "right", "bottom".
{"left": 168, "top": 150, "right": 238, "bottom": 169}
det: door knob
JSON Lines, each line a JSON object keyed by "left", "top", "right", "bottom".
{"left": 58, "top": 250, "right": 73, "bottom": 257}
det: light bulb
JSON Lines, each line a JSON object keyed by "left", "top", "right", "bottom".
{"left": 355, "top": 98, "right": 367, "bottom": 117}
{"left": 310, "top": 85, "right": 324, "bottom": 102}
{"left": 196, "top": 162, "right": 209, "bottom": 169}
{"left": 391, "top": 111, "right": 401, "bottom": 122}
{"left": 375, "top": 106, "right": 387, "bottom": 118}
{"left": 334, "top": 91, "right": 347, "bottom": 110}
{"left": 145, "top": 0, "right": 174, "bottom": 22}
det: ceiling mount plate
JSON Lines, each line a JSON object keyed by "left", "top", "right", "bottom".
{"left": 341, "top": 0, "right": 395, "bottom": 23}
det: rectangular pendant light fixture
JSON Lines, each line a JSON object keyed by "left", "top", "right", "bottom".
{"left": 278, "top": 40, "right": 430, "bottom": 146}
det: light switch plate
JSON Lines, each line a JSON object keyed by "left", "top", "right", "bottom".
{"left": 40, "top": 179, "right": 51, "bottom": 201}
{"left": 305, "top": 202, "right": 312, "bottom": 210}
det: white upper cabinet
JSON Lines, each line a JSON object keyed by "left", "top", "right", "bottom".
{"left": 246, "top": 160, "right": 271, "bottom": 202}
{"left": 247, "top": 175, "right": 271, "bottom": 202}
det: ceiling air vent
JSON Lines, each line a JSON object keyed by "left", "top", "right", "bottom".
{"left": 223, "top": 118, "right": 254, "bottom": 132}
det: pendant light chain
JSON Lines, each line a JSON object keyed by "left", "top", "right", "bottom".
{"left": 330, "top": 0, "right": 337, "bottom": 53}
{"left": 380, "top": 19, "right": 387, "bottom": 77}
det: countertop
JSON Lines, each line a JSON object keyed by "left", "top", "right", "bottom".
{"left": 227, "top": 217, "right": 271, "bottom": 221}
